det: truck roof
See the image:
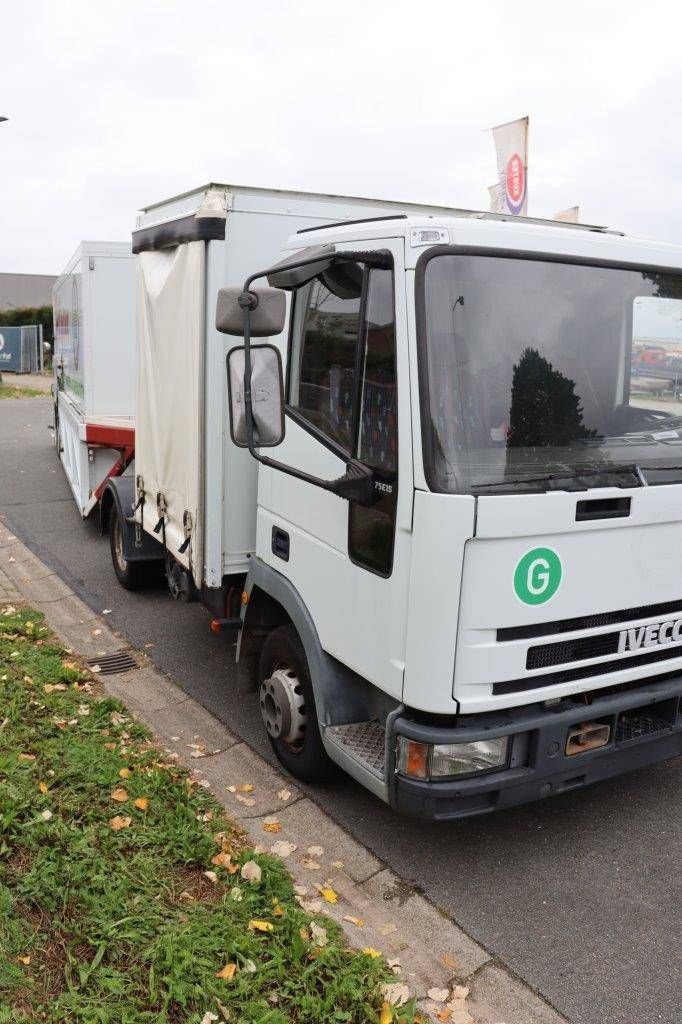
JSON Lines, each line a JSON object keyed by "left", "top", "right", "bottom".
{"left": 284, "top": 211, "right": 682, "bottom": 273}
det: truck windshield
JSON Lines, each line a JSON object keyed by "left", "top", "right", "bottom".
{"left": 420, "top": 253, "right": 682, "bottom": 493}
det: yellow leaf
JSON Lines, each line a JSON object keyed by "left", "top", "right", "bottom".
{"left": 379, "top": 1002, "right": 394, "bottom": 1024}
{"left": 319, "top": 887, "right": 337, "bottom": 904}
{"left": 111, "top": 787, "right": 129, "bottom": 803}
{"left": 342, "top": 915, "right": 365, "bottom": 928}
{"left": 299, "top": 927, "right": 310, "bottom": 941}
{"left": 119, "top": 768, "right": 131, "bottom": 779}
{"left": 362, "top": 947, "right": 382, "bottom": 959}
{"left": 17, "top": 955, "right": 31, "bottom": 966}
{"left": 248, "top": 919, "right": 274, "bottom": 933}
{"left": 273, "top": 904, "right": 284, "bottom": 917}
{"left": 110, "top": 815, "right": 132, "bottom": 831}
{"left": 262, "top": 821, "right": 281, "bottom": 833}
{"left": 436, "top": 1009, "right": 452, "bottom": 1022}
{"left": 211, "top": 851, "right": 232, "bottom": 869}
{"left": 236, "top": 783, "right": 254, "bottom": 793}
{"left": 134, "top": 797, "right": 149, "bottom": 811}
{"left": 215, "top": 962, "right": 237, "bottom": 980}
{"left": 18, "top": 753, "right": 36, "bottom": 761}
{"left": 37, "top": 781, "right": 48, "bottom": 795}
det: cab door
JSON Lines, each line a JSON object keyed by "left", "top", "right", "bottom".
{"left": 257, "top": 238, "right": 412, "bottom": 700}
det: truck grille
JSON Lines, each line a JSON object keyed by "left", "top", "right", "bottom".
{"left": 493, "top": 642, "right": 682, "bottom": 695}
{"left": 497, "top": 597, "right": 682, "bottom": 642}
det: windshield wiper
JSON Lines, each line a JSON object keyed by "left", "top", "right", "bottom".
{"left": 472, "top": 463, "right": 647, "bottom": 491}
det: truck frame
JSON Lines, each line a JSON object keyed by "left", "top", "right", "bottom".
{"left": 104, "top": 183, "right": 682, "bottom": 819}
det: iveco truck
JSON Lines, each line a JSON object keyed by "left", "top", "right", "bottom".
{"left": 105, "top": 182, "right": 682, "bottom": 819}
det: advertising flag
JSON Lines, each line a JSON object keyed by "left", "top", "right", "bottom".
{"left": 554, "top": 206, "right": 580, "bottom": 223}
{"left": 491, "top": 116, "right": 529, "bottom": 216}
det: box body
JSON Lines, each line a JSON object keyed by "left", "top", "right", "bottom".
{"left": 53, "top": 242, "right": 135, "bottom": 515}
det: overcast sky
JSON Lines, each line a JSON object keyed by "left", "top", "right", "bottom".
{"left": 2, "top": 0, "right": 682, "bottom": 275}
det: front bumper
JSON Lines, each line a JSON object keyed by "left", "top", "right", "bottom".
{"left": 388, "top": 675, "right": 682, "bottom": 820}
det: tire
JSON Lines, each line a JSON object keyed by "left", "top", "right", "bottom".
{"left": 257, "top": 624, "right": 336, "bottom": 782}
{"left": 109, "top": 503, "right": 148, "bottom": 591}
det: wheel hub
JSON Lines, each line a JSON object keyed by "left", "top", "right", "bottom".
{"left": 259, "top": 667, "right": 306, "bottom": 746}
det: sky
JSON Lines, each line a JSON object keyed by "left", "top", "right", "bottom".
{"left": 2, "top": 0, "right": 682, "bottom": 275}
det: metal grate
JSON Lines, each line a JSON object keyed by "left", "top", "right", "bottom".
{"left": 616, "top": 711, "right": 671, "bottom": 743}
{"left": 527, "top": 632, "right": 620, "bottom": 669}
{"left": 498, "top": 598, "right": 682, "bottom": 642}
{"left": 86, "top": 652, "right": 138, "bottom": 676}
{"left": 326, "top": 721, "right": 386, "bottom": 778}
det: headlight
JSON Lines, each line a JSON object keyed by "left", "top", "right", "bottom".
{"left": 396, "top": 736, "right": 508, "bottom": 780}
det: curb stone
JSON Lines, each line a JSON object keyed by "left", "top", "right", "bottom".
{"left": 0, "top": 524, "right": 569, "bottom": 1024}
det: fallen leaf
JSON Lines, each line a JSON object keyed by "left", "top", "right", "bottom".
{"left": 342, "top": 915, "right": 365, "bottom": 927}
{"left": 299, "top": 927, "right": 310, "bottom": 941}
{"left": 40, "top": 809, "right": 52, "bottom": 821}
{"left": 236, "top": 783, "right": 254, "bottom": 793}
{"left": 230, "top": 886, "right": 242, "bottom": 902}
{"left": 307, "top": 845, "right": 324, "bottom": 857}
{"left": 196, "top": 810, "right": 214, "bottom": 822}
{"left": 310, "top": 922, "right": 328, "bottom": 947}
{"left": 450, "top": 985, "right": 469, "bottom": 1000}
{"left": 331, "top": 860, "right": 344, "bottom": 869}
{"left": 18, "top": 753, "right": 36, "bottom": 761}
{"left": 441, "top": 954, "right": 460, "bottom": 970}
{"left": 110, "top": 815, "right": 132, "bottom": 831}
{"left": 90, "top": 665, "right": 101, "bottom": 674}
{"left": 211, "top": 851, "right": 232, "bottom": 869}
{"left": 277, "top": 788, "right": 292, "bottom": 801}
{"left": 436, "top": 1008, "right": 452, "bottom": 1022}
{"left": 134, "top": 797, "right": 149, "bottom": 811}
{"left": 381, "top": 982, "right": 410, "bottom": 1007}
{"left": 240, "top": 860, "right": 262, "bottom": 883}
{"left": 293, "top": 883, "right": 308, "bottom": 896}
{"left": 273, "top": 904, "right": 284, "bottom": 917}
{"left": 17, "top": 955, "right": 31, "bottom": 966}
{"left": 427, "top": 988, "right": 449, "bottom": 1003}
{"left": 379, "top": 1002, "right": 394, "bottom": 1024}
{"left": 200, "top": 1013, "right": 219, "bottom": 1024}
{"left": 242, "top": 958, "right": 257, "bottom": 973}
{"left": 92, "top": 628, "right": 102, "bottom": 636}
{"left": 215, "top": 963, "right": 237, "bottom": 980}
{"left": 299, "top": 857, "right": 321, "bottom": 870}
{"left": 262, "top": 817, "right": 281, "bottom": 833}
{"left": 203, "top": 870, "right": 219, "bottom": 883}
{"left": 315, "top": 885, "right": 337, "bottom": 904}
{"left": 235, "top": 794, "right": 255, "bottom": 806}
{"left": 37, "top": 781, "right": 48, "bottom": 795}
{"left": 248, "top": 919, "right": 274, "bottom": 933}
{"left": 111, "top": 787, "right": 129, "bottom": 803}
{"left": 104, "top": 742, "right": 117, "bottom": 751}
{"left": 362, "top": 947, "right": 382, "bottom": 959}
{"left": 300, "top": 898, "right": 323, "bottom": 914}
{"left": 189, "top": 750, "right": 206, "bottom": 759}
{"left": 387, "top": 957, "right": 402, "bottom": 974}
{"left": 270, "top": 840, "right": 297, "bottom": 858}
{"left": 118, "top": 768, "right": 131, "bottom": 779}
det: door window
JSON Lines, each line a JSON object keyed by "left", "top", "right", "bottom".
{"left": 287, "top": 259, "right": 398, "bottom": 575}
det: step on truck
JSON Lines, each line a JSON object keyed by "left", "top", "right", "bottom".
{"left": 53, "top": 241, "right": 136, "bottom": 517}
{"left": 105, "top": 182, "right": 682, "bottom": 819}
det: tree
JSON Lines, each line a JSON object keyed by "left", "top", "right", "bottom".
{"left": 507, "top": 347, "right": 595, "bottom": 448}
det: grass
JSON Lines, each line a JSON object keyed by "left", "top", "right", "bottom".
{"left": 0, "top": 606, "right": 418, "bottom": 1024}
{"left": 0, "top": 384, "right": 44, "bottom": 399}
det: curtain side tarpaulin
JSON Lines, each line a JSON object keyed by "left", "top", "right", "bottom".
{"left": 135, "top": 241, "right": 204, "bottom": 582}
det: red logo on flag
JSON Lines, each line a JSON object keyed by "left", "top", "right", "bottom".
{"left": 505, "top": 153, "right": 525, "bottom": 211}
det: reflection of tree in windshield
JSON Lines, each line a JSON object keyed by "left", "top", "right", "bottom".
{"left": 507, "top": 347, "right": 597, "bottom": 448}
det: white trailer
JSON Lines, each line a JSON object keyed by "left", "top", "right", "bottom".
{"left": 53, "top": 241, "right": 135, "bottom": 517}
{"left": 105, "top": 184, "right": 682, "bottom": 818}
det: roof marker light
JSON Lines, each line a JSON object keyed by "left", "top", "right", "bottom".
{"left": 410, "top": 227, "right": 449, "bottom": 247}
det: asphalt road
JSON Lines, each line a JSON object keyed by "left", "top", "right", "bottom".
{"left": 2, "top": 395, "right": 681, "bottom": 1024}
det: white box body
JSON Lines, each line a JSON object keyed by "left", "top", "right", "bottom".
{"left": 53, "top": 241, "right": 135, "bottom": 516}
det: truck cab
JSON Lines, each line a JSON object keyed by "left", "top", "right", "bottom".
{"left": 227, "top": 213, "right": 682, "bottom": 818}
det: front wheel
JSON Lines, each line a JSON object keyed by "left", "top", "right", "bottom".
{"left": 109, "top": 503, "right": 147, "bottom": 591}
{"left": 257, "top": 625, "right": 335, "bottom": 782}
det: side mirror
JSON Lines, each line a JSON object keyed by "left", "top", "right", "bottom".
{"left": 227, "top": 344, "right": 285, "bottom": 448}
{"left": 216, "top": 286, "right": 286, "bottom": 337}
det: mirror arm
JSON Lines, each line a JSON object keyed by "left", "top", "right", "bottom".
{"left": 240, "top": 282, "right": 375, "bottom": 506}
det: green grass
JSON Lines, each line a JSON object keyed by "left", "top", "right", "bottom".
{"left": 0, "top": 606, "right": 417, "bottom": 1024}
{"left": 0, "top": 385, "right": 44, "bottom": 399}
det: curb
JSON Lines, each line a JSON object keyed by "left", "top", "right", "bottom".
{"left": 0, "top": 523, "right": 568, "bottom": 1024}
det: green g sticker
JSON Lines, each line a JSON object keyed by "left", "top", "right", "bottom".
{"left": 514, "top": 548, "right": 562, "bottom": 605}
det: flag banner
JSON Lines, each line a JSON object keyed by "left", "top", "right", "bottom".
{"left": 488, "top": 183, "right": 504, "bottom": 213}
{"left": 554, "top": 206, "right": 580, "bottom": 223}
{"left": 492, "top": 116, "right": 528, "bottom": 216}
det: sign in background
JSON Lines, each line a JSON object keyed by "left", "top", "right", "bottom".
{"left": 0, "top": 327, "right": 25, "bottom": 372}
{"left": 490, "top": 116, "right": 529, "bottom": 216}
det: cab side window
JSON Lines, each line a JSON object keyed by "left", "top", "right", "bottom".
{"left": 287, "top": 260, "right": 398, "bottom": 576}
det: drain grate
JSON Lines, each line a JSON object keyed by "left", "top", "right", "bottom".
{"left": 86, "top": 652, "right": 138, "bottom": 676}
{"left": 325, "top": 721, "right": 386, "bottom": 778}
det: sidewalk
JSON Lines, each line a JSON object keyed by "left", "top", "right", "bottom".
{"left": 1, "top": 372, "right": 52, "bottom": 393}
{"left": 0, "top": 522, "right": 568, "bottom": 1024}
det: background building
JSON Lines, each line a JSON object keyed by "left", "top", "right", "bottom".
{"left": 0, "top": 272, "right": 56, "bottom": 311}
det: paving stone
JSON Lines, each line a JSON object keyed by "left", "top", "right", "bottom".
{"left": 362, "top": 868, "right": 490, "bottom": 982}
{"left": 271, "top": 798, "right": 382, "bottom": 884}
{"left": 55, "top": 619, "right": 128, "bottom": 658}
{"left": 465, "top": 964, "right": 568, "bottom": 1024}
{"left": 192, "top": 742, "right": 302, "bottom": 819}
{"left": 34, "top": 594, "right": 97, "bottom": 627}
{"left": 101, "top": 666, "right": 184, "bottom": 712}
{"left": 150, "top": 698, "right": 240, "bottom": 755}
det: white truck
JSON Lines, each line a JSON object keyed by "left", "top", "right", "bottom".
{"left": 53, "top": 241, "right": 135, "bottom": 516}
{"left": 104, "top": 182, "right": 682, "bottom": 819}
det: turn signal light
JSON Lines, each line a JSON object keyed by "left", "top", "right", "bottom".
{"left": 396, "top": 739, "right": 429, "bottom": 780}
{"left": 209, "top": 619, "right": 222, "bottom": 634}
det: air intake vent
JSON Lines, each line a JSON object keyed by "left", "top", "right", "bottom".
{"left": 86, "top": 652, "right": 137, "bottom": 676}
{"left": 498, "top": 597, "right": 682, "bottom": 642}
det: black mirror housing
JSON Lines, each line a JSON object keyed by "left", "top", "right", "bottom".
{"left": 216, "top": 286, "right": 286, "bottom": 337}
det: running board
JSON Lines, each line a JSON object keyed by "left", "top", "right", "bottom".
{"left": 324, "top": 720, "right": 386, "bottom": 781}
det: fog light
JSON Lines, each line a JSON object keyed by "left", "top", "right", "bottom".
{"left": 431, "top": 737, "right": 508, "bottom": 777}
